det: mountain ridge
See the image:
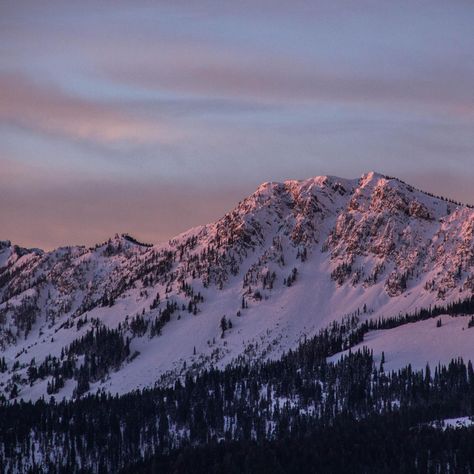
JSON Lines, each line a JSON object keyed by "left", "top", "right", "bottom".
{"left": 1, "top": 171, "right": 474, "bottom": 401}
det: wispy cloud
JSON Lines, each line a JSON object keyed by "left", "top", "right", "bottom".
{"left": 0, "top": 74, "right": 183, "bottom": 146}
{"left": 100, "top": 42, "right": 474, "bottom": 119}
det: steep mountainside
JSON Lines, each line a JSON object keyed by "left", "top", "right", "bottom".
{"left": 1, "top": 171, "right": 474, "bottom": 401}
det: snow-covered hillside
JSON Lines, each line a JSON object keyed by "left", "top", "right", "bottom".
{"left": 1, "top": 171, "right": 474, "bottom": 401}
{"left": 330, "top": 315, "right": 474, "bottom": 372}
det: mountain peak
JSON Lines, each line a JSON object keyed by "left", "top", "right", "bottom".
{"left": 358, "top": 170, "right": 387, "bottom": 187}
{"left": 2, "top": 171, "right": 474, "bottom": 403}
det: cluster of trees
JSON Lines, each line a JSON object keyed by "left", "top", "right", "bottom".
{"left": 8, "top": 295, "right": 39, "bottom": 338}
{"left": 121, "top": 234, "right": 153, "bottom": 247}
{"left": 3, "top": 309, "right": 474, "bottom": 472}
{"left": 129, "top": 314, "right": 148, "bottom": 337}
{"left": 171, "top": 230, "right": 243, "bottom": 289}
{"left": 386, "top": 175, "right": 474, "bottom": 209}
{"left": 219, "top": 316, "right": 232, "bottom": 337}
{"left": 150, "top": 300, "right": 178, "bottom": 337}
{"left": 125, "top": 413, "right": 474, "bottom": 474}
{"left": 69, "top": 326, "right": 131, "bottom": 396}
{"left": 365, "top": 295, "right": 474, "bottom": 331}
{"left": 331, "top": 262, "right": 352, "bottom": 285}
{"left": 24, "top": 325, "right": 131, "bottom": 399}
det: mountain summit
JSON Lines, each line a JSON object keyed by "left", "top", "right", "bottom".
{"left": 1, "top": 172, "right": 474, "bottom": 400}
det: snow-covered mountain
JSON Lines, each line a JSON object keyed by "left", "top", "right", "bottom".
{"left": 2, "top": 171, "right": 474, "bottom": 401}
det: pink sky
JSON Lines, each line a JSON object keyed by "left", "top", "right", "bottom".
{"left": 1, "top": 1, "right": 473, "bottom": 249}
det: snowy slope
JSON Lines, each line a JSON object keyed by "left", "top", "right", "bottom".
{"left": 1, "top": 171, "right": 474, "bottom": 401}
{"left": 330, "top": 315, "right": 474, "bottom": 372}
